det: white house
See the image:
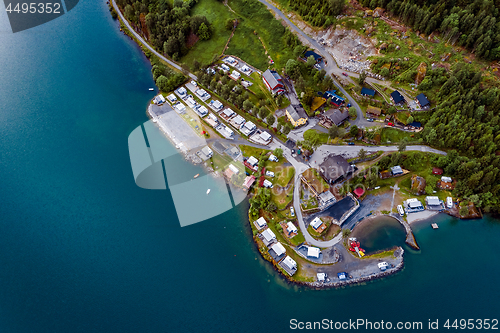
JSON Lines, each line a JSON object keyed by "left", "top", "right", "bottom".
{"left": 446, "top": 197, "right": 453, "bottom": 209}
{"left": 154, "top": 94, "right": 166, "bottom": 105}
{"left": 378, "top": 262, "right": 389, "bottom": 271}
{"left": 404, "top": 198, "right": 424, "bottom": 213}
{"left": 265, "top": 170, "right": 274, "bottom": 177}
{"left": 228, "top": 164, "right": 239, "bottom": 175}
{"left": 230, "top": 70, "right": 241, "bottom": 80}
{"left": 270, "top": 242, "right": 286, "bottom": 257}
{"left": 247, "top": 156, "right": 259, "bottom": 167}
{"left": 391, "top": 165, "right": 403, "bottom": 176}
{"left": 241, "top": 121, "right": 256, "bottom": 136}
{"left": 167, "top": 94, "right": 177, "bottom": 103}
{"left": 286, "top": 221, "right": 297, "bottom": 234}
{"left": 175, "top": 87, "right": 187, "bottom": 97}
{"left": 196, "top": 105, "right": 208, "bottom": 117}
{"left": 310, "top": 217, "right": 324, "bottom": 230}
{"left": 317, "top": 273, "right": 326, "bottom": 282}
{"left": 282, "top": 256, "right": 297, "bottom": 271}
{"left": 260, "top": 131, "right": 272, "bottom": 143}
{"left": 174, "top": 103, "right": 186, "bottom": 114}
{"left": 307, "top": 246, "right": 320, "bottom": 258}
{"left": 232, "top": 115, "right": 246, "bottom": 127}
{"left": 201, "top": 146, "right": 213, "bottom": 158}
{"left": 441, "top": 176, "right": 452, "bottom": 183}
{"left": 261, "top": 228, "right": 276, "bottom": 243}
{"left": 255, "top": 216, "right": 267, "bottom": 229}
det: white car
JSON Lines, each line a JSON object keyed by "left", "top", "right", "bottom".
{"left": 265, "top": 171, "right": 275, "bottom": 177}
{"left": 290, "top": 207, "right": 295, "bottom": 217}
{"left": 191, "top": 80, "right": 197, "bottom": 86}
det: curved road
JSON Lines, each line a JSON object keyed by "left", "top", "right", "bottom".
{"left": 111, "top": 0, "right": 197, "bottom": 81}
{"left": 258, "top": 0, "right": 377, "bottom": 128}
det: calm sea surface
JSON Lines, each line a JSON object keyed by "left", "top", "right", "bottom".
{"left": 1, "top": 1, "right": 499, "bottom": 332}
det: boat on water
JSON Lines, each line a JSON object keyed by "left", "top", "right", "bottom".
{"left": 206, "top": 189, "right": 211, "bottom": 195}
{"left": 149, "top": 88, "right": 154, "bottom": 91}
{"left": 194, "top": 174, "right": 199, "bottom": 179}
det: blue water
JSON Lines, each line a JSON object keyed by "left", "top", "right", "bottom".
{"left": 1, "top": 1, "right": 500, "bottom": 332}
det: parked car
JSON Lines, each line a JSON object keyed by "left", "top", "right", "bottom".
{"left": 291, "top": 149, "right": 296, "bottom": 154}
{"left": 314, "top": 63, "right": 321, "bottom": 70}
{"left": 191, "top": 80, "right": 197, "bottom": 86}
{"left": 342, "top": 72, "right": 348, "bottom": 76}
{"left": 347, "top": 103, "right": 352, "bottom": 108}
{"left": 348, "top": 142, "right": 355, "bottom": 145}
{"left": 388, "top": 122, "right": 394, "bottom": 126}
{"left": 265, "top": 171, "right": 275, "bottom": 177}
{"left": 367, "top": 118, "right": 374, "bottom": 122}
{"left": 290, "top": 207, "right": 295, "bottom": 217}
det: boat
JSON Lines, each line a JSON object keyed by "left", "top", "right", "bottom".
{"left": 194, "top": 174, "right": 199, "bottom": 179}
{"left": 206, "top": 189, "right": 211, "bottom": 195}
{"left": 149, "top": 88, "right": 154, "bottom": 91}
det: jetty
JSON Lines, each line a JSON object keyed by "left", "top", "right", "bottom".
{"left": 431, "top": 223, "right": 439, "bottom": 229}
{"left": 391, "top": 213, "right": 420, "bottom": 250}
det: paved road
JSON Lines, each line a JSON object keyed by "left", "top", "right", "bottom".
{"left": 111, "top": 0, "right": 197, "bottom": 81}
{"left": 258, "top": 0, "right": 374, "bottom": 128}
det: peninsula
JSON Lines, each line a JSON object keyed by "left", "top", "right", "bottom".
{"left": 113, "top": 0, "right": 500, "bottom": 287}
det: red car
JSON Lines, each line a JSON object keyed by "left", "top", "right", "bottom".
{"left": 342, "top": 72, "right": 348, "bottom": 76}
{"left": 388, "top": 122, "right": 394, "bottom": 126}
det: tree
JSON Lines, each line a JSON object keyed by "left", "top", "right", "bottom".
{"left": 342, "top": 228, "right": 351, "bottom": 238}
{"left": 266, "top": 114, "right": 275, "bottom": 125}
{"left": 198, "top": 23, "right": 211, "bottom": 40}
{"left": 156, "top": 75, "right": 168, "bottom": 91}
{"left": 358, "top": 148, "right": 367, "bottom": 160}
{"left": 285, "top": 59, "right": 300, "bottom": 79}
{"left": 243, "top": 100, "right": 253, "bottom": 111}
{"left": 266, "top": 202, "right": 277, "bottom": 212}
{"left": 407, "top": 116, "right": 414, "bottom": 124}
{"left": 358, "top": 71, "right": 367, "bottom": 85}
{"left": 329, "top": 0, "right": 346, "bottom": 16}
{"left": 258, "top": 106, "right": 269, "bottom": 119}
{"left": 398, "top": 138, "right": 408, "bottom": 152}
{"left": 349, "top": 125, "right": 359, "bottom": 137}
{"left": 459, "top": 205, "right": 469, "bottom": 217}
{"left": 273, "top": 148, "right": 283, "bottom": 158}
{"left": 348, "top": 107, "right": 357, "bottom": 118}
{"left": 225, "top": 19, "right": 234, "bottom": 30}
{"left": 328, "top": 125, "right": 344, "bottom": 138}
{"left": 388, "top": 106, "right": 397, "bottom": 114}
{"left": 366, "top": 172, "right": 378, "bottom": 189}
{"left": 306, "top": 55, "right": 316, "bottom": 67}
{"left": 425, "top": 185, "right": 433, "bottom": 195}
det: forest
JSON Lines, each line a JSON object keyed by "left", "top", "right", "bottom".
{"left": 359, "top": 0, "right": 500, "bottom": 60}
{"left": 411, "top": 63, "right": 500, "bottom": 213}
{"left": 115, "top": 0, "right": 212, "bottom": 61}
{"left": 288, "top": 0, "right": 346, "bottom": 27}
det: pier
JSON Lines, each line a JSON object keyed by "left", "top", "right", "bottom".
{"left": 390, "top": 213, "right": 420, "bottom": 250}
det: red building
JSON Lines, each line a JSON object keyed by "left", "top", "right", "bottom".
{"left": 262, "top": 69, "right": 285, "bottom": 95}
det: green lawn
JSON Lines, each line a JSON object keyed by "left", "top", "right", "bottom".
{"left": 273, "top": 166, "right": 295, "bottom": 187}
{"left": 303, "top": 129, "right": 330, "bottom": 145}
{"left": 380, "top": 127, "right": 420, "bottom": 143}
{"left": 271, "top": 186, "right": 294, "bottom": 210}
{"left": 182, "top": 0, "right": 236, "bottom": 69}
{"left": 225, "top": 24, "right": 269, "bottom": 71}
{"left": 240, "top": 145, "right": 270, "bottom": 158}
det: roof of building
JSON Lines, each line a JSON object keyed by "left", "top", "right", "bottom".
{"left": 324, "top": 90, "right": 345, "bottom": 105}
{"left": 243, "top": 175, "right": 256, "bottom": 188}
{"left": 247, "top": 156, "right": 258, "bottom": 166}
{"left": 310, "top": 217, "right": 323, "bottom": 229}
{"left": 361, "top": 87, "right": 376, "bottom": 96}
{"left": 262, "top": 69, "right": 281, "bottom": 89}
{"left": 441, "top": 176, "right": 452, "bottom": 183}
{"left": 282, "top": 256, "right": 297, "bottom": 270}
{"left": 391, "top": 90, "right": 405, "bottom": 104}
{"left": 319, "top": 154, "right": 353, "bottom": 182}
{"left": 233, "top": 115, "right": 245, "bottom": 125}
{"left": 256, "top": 216, "right": 267, "bottom": 228}
{"left": 323, "top": 109, "right": 349, "bottom": 126}
{"left": 317, "top": 273, "right": 326, "bottom": 281}
{"left": 426, "top": 196, "right": 441, "bottom": 205}
{"left": 416, "top": 93, "right": 430, "bottom": 107}
{"left": 287, "top": 222, "right": 297, "bottom": 233}
{"left": 260, "top": 131, "right": 272, "bottom": 142}
{"left": 286, "top": 105, "right": 307, "bottom": 122}
{"left": 271, "top": 242, "right": 286, "bottom": 257}
{"left": 244, "top": 121, "right": 256, "bottom": 130}
{"left": 432, "top": 167, "right": 443, "bottom": 175}
{"left": 167, "top": 94, "right": 177, "bottom": 101}
{"left": 305, "top": 50, "right": 322, "bottom": 61}
{"left": 201, "top": 146, "right": 212, "bottom": 156}
{"left": 391, "top": 166, "right": 403, "bottom": 174}
{"left": 261, "top": 228, "right": 276, "bottom": 242}
{"left": 406, "top": 198, "right": 423, "bottom": 208}
{"left": 318, "top": 190, "right": 335, "bottom": 204}
{"left": 228, "top": 164, "right": 239, "bottom": 174}
{"left": 222, "top": 108, "right": 235, "bottom": 117}
{"left": 353, "top": 187, "right": 365, "bottom": 198}
{"left": 307, "top": 246, "right": 320, "bottom": 258}
{"left": 408, "top": 121, "right": 422, "bottom": 128}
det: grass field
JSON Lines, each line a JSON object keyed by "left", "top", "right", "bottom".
{"left": 182, "top": 0, "right": 236, "bottom": 68}
{"left": 273, "top": 166, "right": 295, "bottom": 187}
{"left": 240, "top": 145, "right": 270, "bottom": 158}
{"left": 272, "top": 186, "right": 294, "bottom": 210}
{"left": 225, "top": 24, "right": 269, "bottom": 71}
{"left": 380, "top": 127, "right": 420, "bottom": 143}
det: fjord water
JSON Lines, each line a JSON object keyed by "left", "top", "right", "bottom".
{"left": 0, "top": 2, "right": 499, "bottom": 332}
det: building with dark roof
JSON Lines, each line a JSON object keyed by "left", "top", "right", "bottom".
{"left": 415, "top": 93, "right": 430, "bottom": 108}
{"left": 366, "top": 105, "right": 382, "bottom": 116}
{"left": 262, "top": 69, "right": 284, "bottom": 95}
{"left": 318, "top": 154, "right": 355, "bottom": 184}
{"left": 285, "top": 105, "right": 308, "bottom": 127}
{"left": 390, "top": 90, "right": 405, "bottom": 105}
{"left": 323, "top": 90, "right": 345, "bottom": 106}
{"left": 321, "top": 109, "right": 349, "bottom": 127}
{"left": 361, "top": 87, "right": 376, "bottom": 97}
{"left": 305, "top": 50, "right": 322, "bottom": 63}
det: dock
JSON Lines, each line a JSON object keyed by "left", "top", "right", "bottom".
{"left": 431, "top": 223, "right": 439, "bottom": 229}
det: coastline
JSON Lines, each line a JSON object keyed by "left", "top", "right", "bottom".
{"left": 406, "top": 210, "right": 441, "bottom": 225}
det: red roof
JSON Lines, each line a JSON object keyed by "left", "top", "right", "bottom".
{"left": 432, "top": 167, "right": 443, "bottom": 175}
{"left": 353, "top": 187, "right": 365, "bottom": 198}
